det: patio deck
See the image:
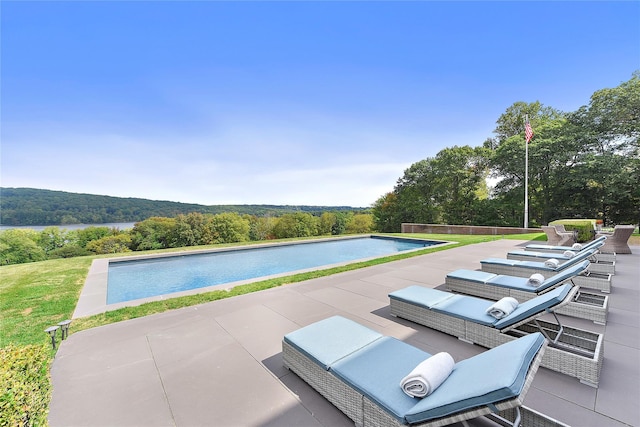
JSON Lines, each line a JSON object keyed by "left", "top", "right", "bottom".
{"left": 48, "top": 239, "right": 640, "bottom": 427}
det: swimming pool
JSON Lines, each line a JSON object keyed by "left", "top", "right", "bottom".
{"left": 106, "top": 236, "right": 442, "bottom": 304}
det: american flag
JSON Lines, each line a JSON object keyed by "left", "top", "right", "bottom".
{"left": 525, "top": 120, "right": 534, "bottom": 143}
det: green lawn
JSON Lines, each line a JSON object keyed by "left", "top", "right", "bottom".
{"left": 1, "top": 257, "right": 93, "bottom": 347}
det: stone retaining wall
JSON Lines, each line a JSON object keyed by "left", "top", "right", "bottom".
{"left": 401, "top": 223, "right": 542, "bottom": 235}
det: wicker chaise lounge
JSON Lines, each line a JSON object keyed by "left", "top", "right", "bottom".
{"left": 596, "top": 225, "right": 636, "bottom": 254}
{"left": 509, "top": 239, "right": 615, "bottom": 275}
{"left": 524, "top": 236, "right": 613, "bottom": 263}
{"left": 479, "top": 248, "right": 612, "bottom": 293}
{"left": 283, "top": 316, "right": 555, "bottom": 427}
{"left": 445, "top": 260, "right": 609, "bottom": 324}
{"left": 389, "top": 284, "right": 604, "bottom": 387}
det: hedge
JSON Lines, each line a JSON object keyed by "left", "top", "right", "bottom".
{"left": 550, "top": 219, "right": 595, "bottom": 243}
{"left": 0, "top": 344, "right": 51, "bottom": 427}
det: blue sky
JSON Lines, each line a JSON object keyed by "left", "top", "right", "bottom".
{"left": 2, "top": 1, "right": 638, "bottom": 208}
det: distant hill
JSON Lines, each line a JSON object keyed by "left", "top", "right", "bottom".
{"left": 0, "top": 188, "right": 366, "bottom": 226}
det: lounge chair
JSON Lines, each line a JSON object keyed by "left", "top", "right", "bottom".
{"left": 283, "top": 315, "right": 553, "bottom": 427}
{"left": 507, "top": 239, "right": 615, "bottom": 275}
{"left": 479, "top": 247, "right": 612, "bottom": 293}
{"left": 445, "top": 260, "right": 609, "bottom": 324}
{"left": 389, "top": 284, "right": 604, "bottom": 387}
{"left": 541, "top": 225, "right": 574, "bottom": 246}
{"left": 524, "top": 236, "right": 614, "bottom": 263}
{"left": 596, "top": 225, "right": 636, "bottom": 254}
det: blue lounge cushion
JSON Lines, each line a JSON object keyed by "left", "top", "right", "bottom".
{"left": 525, "top": 244, "right": 564, "bottom": 251}
{"left": 449, "top": 261, "right": 589, "bottom": 294}
{"left": 556, "top": 248, "right": 597, "bottom": 265}
{"left": 389, "top": 282, "right": 573, "bottom": 330}
{"left": 331, "top": 337, "right": 432, "bottom": 422}
{"left": 526, "top": 235, "right": 606, "bottom": 252}
{"left": 283, "top": 316, "right": 383, "bottom": 370}
{"left": 447, "top": 269, "right": 497, "bottom": 283}
{"left": 389, "top": 286, "right": 457, "bottom": 309}
{"left": 481, "top": 258, "right": 521, "bottom": 267}
{"left": 481, "top": 249, "right": 596, "bottom": 272}
{"left": 519, "top": 259, "right": 555, "bottom": 269}
{"left": 487, "top": 275, "right": 534, "bottom": 290}
{"left": 494, "top": 284, "right": 572, "bottom": 329}
{"left": 330, "top": 326, "right": 546, "bottom": 424}
{"left": 537, "top": 261, "right": 589, "bottom": 290}
{"left": 429, "top": 295, "right": 498, "bottom": 326}
{"left": 509, "top": 241, "right": 603, "bottom": 261}
{"left": 404, "top": 332, "right": 545, "bottom": 423}
{"left": 490, "top": 260, "right": 588, "bottom": 292}
{"left": 509, "top": 249, "right": 574, "bottom": 260}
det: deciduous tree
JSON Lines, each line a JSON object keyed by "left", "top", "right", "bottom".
{"left": 209, "top": 213, "right": 250, "bottom": 243}
{"left": 272, "top": 213, "right": 319, "bottom": 238}
{"left": 0, "top": 229, "right": 46, "bottom": 265}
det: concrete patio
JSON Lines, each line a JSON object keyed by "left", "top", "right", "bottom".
{"left": 48, "top": 239, "right": 640, "bottom": 427}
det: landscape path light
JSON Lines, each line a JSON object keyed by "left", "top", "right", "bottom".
{"left": 58, "top": 319, "right": 72, "bottom": 340}
{"left": 45, "top": 325, "right": 60, "bottom": 350}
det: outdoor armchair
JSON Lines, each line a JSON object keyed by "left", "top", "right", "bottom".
{"left": 541, "top": 225, "right": 575, "bottom": 246}
{"left": 596, "top": 225, "right": 635, "bottom": 254}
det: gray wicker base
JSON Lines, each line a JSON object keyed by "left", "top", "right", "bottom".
{"left": 364, "top": 402, "right": 569, "bottom": 427}
{"left": 498, "top": 406, "right": 570, "bottom": 427}
{"left": 594, "top": 252, "right": 616, "bottom": 263}
{"left": 363, "top": 400, "right": 569, "bottom": 427}
{"left": 556, "top": 292, "right": 608, "bottom": 325}
{"left": 363, "top": 394, "right": 526, "bottom": 427}
{"left": 480, "top": 264, "right": 612, "bottom": 293}
{"left": 283, "top": 341, "right": 364, "bottom": 425}
{"left": 445, "top": 277, "right": 609, "bottom": 325}
{"left": 390, "top": 299, "right": 604, "bottom": 387}
{"left": 572, "top": 273, "right": 613, "bottom": 293}
{"left": 586, "top": 261, "right": 615, "bottom": 275}
{"left": 470, "top": 321, "right": 604, "bottom": 388}
{"left": 283, "top": 335, "right": 557, "bottom": 426}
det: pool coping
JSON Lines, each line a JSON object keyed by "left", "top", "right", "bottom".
{"left": 72, "top": 234, "right": 451, "bottom": 319}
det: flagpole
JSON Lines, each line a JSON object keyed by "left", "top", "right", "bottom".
{"left": 524, "top": 130, "right": 529, "bottom": 228}
{"left": 524, "top": 115, "right": 529, "bottom": 229}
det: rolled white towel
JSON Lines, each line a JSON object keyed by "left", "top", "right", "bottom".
{"left": 527, "top": 273, "right": 545, "bottom": 287}
{"left": 485, "top": 297, "right": 519, "bottom": 319}
{"left": 563, "top": 250, "right": 575, "bottom": 258}
{"left": 400, "top": 352, "right": 455, "bottom": 398}
{"left": 572, "top": 243, "right": 582, "bottom": 250}
{"left": 544, "top": 258, "right": 559, "bottom": 268}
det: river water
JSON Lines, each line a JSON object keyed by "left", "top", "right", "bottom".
{"left": 0, "top": 222, "right": 136, "bottom": 231}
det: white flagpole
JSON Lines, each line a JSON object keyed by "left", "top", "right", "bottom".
{"left": 524, "top": 115, "right": 529, "bottom": 229}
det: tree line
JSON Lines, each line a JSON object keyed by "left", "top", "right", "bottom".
{"left": 0, "top": 211, "right": 375, "bottom": 265}
{"left": 0, "top": 187, "right": 365, "bottom": 226}
{"left": 372, "top": 72, "right": 640, "bottom": 231}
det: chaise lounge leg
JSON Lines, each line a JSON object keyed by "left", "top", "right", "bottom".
{"left": 486, "top": 406, "right": 521, "bottom": 427}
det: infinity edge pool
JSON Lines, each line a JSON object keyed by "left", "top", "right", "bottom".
{"left": 73, "top": 234, "right": 450, "bottom": 318}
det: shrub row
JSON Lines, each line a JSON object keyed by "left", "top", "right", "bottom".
{"left": 1, "top": 211, "right": 375, "bottom": 265}
{"left": 0, "top": 344, "right": 52, "bottom": 427}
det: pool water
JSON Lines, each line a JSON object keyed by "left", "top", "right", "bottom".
{"left": 107, "top": 236, "right": 439, "bottom": 304}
